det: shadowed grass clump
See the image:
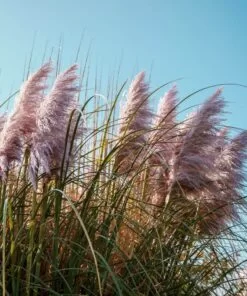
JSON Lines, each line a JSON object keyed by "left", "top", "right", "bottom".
{"left": 0, "top": 62, "right": 247, "bottom": 295}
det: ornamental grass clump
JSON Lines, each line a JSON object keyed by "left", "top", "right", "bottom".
{"left": 148, "top": 87, "right": 247, "bottom": 235}
{"left": 0, "top": 61, "right": 247, "bottom": 295}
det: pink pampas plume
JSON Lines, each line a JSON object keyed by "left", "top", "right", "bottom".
{"left": 154, "top": 85, "right": 178, "bottom": 127}
{"left": 150, "top": 85, "right": 178, "bottom": 167}
{"left": 150, "top": 89, "right": 224, "bottom": 208}
{"left": 170, "top": 88, "right": 224, "bottom": 191}
{"left": 13, "top": 62, "right": 53, "bottom": 138}
{"left": 115, "top": 72, "right": 152, "bottom": 173}
{"left": 196, "top": 130, "right": 247, "bottom": 234}
{"left": 0, "top": 63, "right": 52, "bottom": 176}
{"left": 215, "top": 130, "right": 247, "bottom": 204}
{"left": 149, "top": 85, "right": 178, "bottom": 206}
{"left": 29, "top": 64, "right": 81, "bottom": 184}
{"left": 149, "top": 88, "right": 234, "bottom": 234}
{"left": 163, "top": 89, "right": 247, "bottom": 234}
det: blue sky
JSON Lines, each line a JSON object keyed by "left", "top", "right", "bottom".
{"left": 0, "top": 0, "right": 246, "bottom": 129}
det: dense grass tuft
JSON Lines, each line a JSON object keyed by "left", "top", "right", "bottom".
{"left": 0, "top": 62, "right": 247, "bottom": 295}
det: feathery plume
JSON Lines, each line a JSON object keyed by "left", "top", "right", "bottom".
{"left": 150, "top": 85, "right": 178, "bottom": 166}
{"left": 195, "top": 130, "right": 247, "bottom": 234}
{"left": 149, "top": 85, "right": 178, "bottom": 205}
{"left": 13, "top": 62, "right": 53, "bottom": 138}
{"left": 0, "top": 63, "right": 52, "bottom": 175}
{"left": 154, "top": 85, "right": 178, "bottom": 127}
{"left": 115, "top": 72, "right": 152, "bottom": 173}
{"left": 170, "top": 88, "right": 224, "bottom": 191}
{"left": 29, "top": 64, "right": 81, "bottom": 182}
{"left": 164, "top": 90, "right": 247, "bottom": 234}
{"left": 150, "top": 88, "right": 224, "bottom": 208}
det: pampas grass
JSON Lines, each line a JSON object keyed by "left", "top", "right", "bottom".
{"left": 115, "top": 71, "right": 152, "bottom": 174}
{"left": 0, "top": 63, "right": 52, "bottom": 177}
{"left": 0, "top": 61, "right": 247, "bottom": 295}
{"left": 29, "top": 64, "right": 81, "bottom": 186}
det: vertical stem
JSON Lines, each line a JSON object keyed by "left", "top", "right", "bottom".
{"left": 26, "top": 190, "right": 37, "bottom": 296}
{"left": 33, "top": 182, "right": 48, "bottom": 296}
{"left": 2, "top": 198, "right": 9, "bottom": 296}
{"left": 52, "top": 178, "right": 62, "bottom": 290}
{"left": 8, "top": 202, "right": 16, "bottom": 294}
{"left": 18, "top": 149, "right": 30, "bottom": 230}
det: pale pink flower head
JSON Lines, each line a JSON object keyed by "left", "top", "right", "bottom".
{"left": 189, "top": 128, "right": 247, "bottom": 235}
{"left": 150, "top": 85, "right": 178, "bottom": 166}
{"left": 163, "top": 89, "right": 247, "bottom": 235}
{"left": 154, "top": 85, "right": 178, "bottom": 127}
{"left": 13, "top": 62, "right": 53, "bottom": 138}
{"left": 115, "top": 71, "right": 152, "bottom": 173}
{"left": 0, "top": 117, "right": 23, "bottom": 175}
{"left": 148, "top": 88, "right": 247, "bottom": 234}
{"left": 0, "top": 63, "right": 52, "bottom": 176}
{"left": 171, "top": 88, "right": 224, "bottom": 190}
{"left": 29, "top": 64, "right": 81, "bottom": 185}
{"left": 148, "top": 86, "right": 178, "bottom": 205}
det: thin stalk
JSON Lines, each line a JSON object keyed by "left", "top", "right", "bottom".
{"left": 52, "top": 178, "right": 63, "bottom": 291}
{"left": 26, "top": 191, "right": 38, "bottom": 296}
{"left": 8, "top": 202, "right": 16, "bottom": 294}
{"left": 2, "top": 198, "right": 9, "bottom": 296}
{"left": 33, "top": 182, "right": 49, "bottom": 296}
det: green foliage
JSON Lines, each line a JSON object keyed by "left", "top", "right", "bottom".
{"left": 0, "top": 62, "right": 247, "bottom": 296}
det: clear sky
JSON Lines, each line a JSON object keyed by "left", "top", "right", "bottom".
{"left": 0, "top": 0, "right": 246, "bottom": 129}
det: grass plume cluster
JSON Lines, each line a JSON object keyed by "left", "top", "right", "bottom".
{"left": 0, "top": 62, "right": 247, "bottom": 295}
